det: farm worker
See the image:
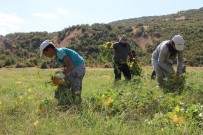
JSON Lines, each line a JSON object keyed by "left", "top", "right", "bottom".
{"left": 112, "top": 35, "right": 135, "bottom": 81}
{"left": 151, "top": 35, "right": 185, "bottom": 87}
{"left": 40, "top": 40, "right": 86, "bottom": 103}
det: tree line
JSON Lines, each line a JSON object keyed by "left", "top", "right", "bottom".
{"left": 0, "top": 7, "right": 202, "bottom": 68}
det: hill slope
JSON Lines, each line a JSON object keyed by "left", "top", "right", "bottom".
{"left": 0, "top": 7, "right": 203, "bottom": 68}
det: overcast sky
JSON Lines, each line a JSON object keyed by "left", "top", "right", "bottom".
{"left": 0, "top": 0, "right": 203, "bottom": 35}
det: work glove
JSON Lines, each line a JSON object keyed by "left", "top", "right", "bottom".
{"left": 56, "top": 73, "right": 66, "bottom": 79}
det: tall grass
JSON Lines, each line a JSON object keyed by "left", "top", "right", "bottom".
{"left": 0, "top": 67, "right": 202, "bottom": 135}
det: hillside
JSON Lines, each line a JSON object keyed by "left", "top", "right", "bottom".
{"left": 0, "top": 7, "right": 203, "bottom": 68}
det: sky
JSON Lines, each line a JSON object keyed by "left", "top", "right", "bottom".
{"left": 0, "top": 0, "right": 203, "bottom": 36}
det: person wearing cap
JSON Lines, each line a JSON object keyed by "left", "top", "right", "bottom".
{"left": 112, "top": 35, "right": 134, "bottom": 81}
{"left": 40, "top": 40, "right": 86, "bottom": 104}
{"left": 151, "top": 35, "right": 185, "bottom": 87}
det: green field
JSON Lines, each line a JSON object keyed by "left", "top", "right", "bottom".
{"left": 0, "top": 67, "right": 203, "bottom": 135}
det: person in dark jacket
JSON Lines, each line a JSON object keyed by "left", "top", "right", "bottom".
{"left": 113, "top": 35, "right": 134, "bottom": 81}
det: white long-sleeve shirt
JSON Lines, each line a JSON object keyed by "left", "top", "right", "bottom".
{"left": 152, "top": 40, "right": 184, "bottom": 74}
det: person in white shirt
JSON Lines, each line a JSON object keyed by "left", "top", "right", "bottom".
{"left": 151, "top": 35, "right": 185, "bottom": 87}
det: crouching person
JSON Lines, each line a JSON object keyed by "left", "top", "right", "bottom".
{"left": 151, "top": 35, "right": 185, "bottom": 87}
{"left": 40, "top": 40, "right": 86, "bottom": 105}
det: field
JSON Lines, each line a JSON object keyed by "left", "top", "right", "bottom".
{"left": 0, "top": 67, "right": 203, "bottom": 135}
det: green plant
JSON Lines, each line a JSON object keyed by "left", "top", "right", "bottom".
{"left": 163, "top": 74, "right": 186, "bottom": 94}
{"left": 129, "top": 61, "right": 142, "bottom": 76}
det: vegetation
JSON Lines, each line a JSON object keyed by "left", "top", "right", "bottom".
{"left": 0, "top": 7, "right": 203, "bottom": 68}
{"left": 0, "top": 67, "right": 202, "bottom": 134}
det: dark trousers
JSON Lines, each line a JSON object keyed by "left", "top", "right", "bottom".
{"left": 113, "top": 62, "right": 131, "bottom": 81}
{"left": 151, "top": 70, "right": 156, "bottom": 79}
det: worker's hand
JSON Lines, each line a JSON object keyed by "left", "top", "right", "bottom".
{"left": 56, "top": 73, "right": 66, "bottom": 79}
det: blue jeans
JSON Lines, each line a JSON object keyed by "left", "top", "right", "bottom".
{"left": 69, "top": 63, "right": 86, "bottom": 97}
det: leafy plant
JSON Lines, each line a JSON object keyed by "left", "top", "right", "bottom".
{"left": 129, "top": 61, "right": 142, "bottom": 76}
{"left": 163, "top": 74, "right": 186, "bottom": 94}
{"left": 89, "top": 88, "right": 127, "bottom": 115}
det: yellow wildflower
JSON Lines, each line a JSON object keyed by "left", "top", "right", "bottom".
{"left": 152, "top": 95, "right": 157, "bottom": 101}
{"left": 28, "top": 95, "right": 34, "bottom": 100}
{"left": 103, "top": 96, "right": 113, "bottom": 109}
{"left": 174, "top": 105, "right": 180, "bottom": 112}
{"left": 170, "top": 115, "right": 185, "bottom": 124}
{"left": 28, "top": 88, "right": 32, "bottom": 93}
{"left": 19, "top": 96, "right": 24, "bottom": 100}
{"left": 35, "top": 108, "right": 41, "bottom": 114}
{"left": 169, "top": 105, "right": 186, "bottom": 124}
{"left": 16, "top": 81, "right": 22, "bottom": 84}
{"left": 33, "top": 120, "right": 39, "bottom": 126}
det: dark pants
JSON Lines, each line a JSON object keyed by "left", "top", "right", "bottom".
{"left": 113, "top": 62, "right": 131, "bottom": 81}
{"left": 151, "top": 70, "right": 156, "bottom": 80}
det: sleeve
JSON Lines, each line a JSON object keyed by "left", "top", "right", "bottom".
{"left": 177, "top": 51, "right": 184, "bottom": 74}
{"left": 158, "top": 47, "right": 174, "bottom": 73}
{"left": 57, "top": 50, "right": 66, "bottom": 61}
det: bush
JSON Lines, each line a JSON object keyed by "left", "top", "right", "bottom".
{"left": 129, "top": 61, "right": 142, "bottom": 76}
{"left": 16, "top": 63, "right": 26, "bottom": 68}
{"left": 40, "top": 62, "right": 48, "bottom": 69}
{"left": 163, "top": 74, "right": 186, "bottom": 94}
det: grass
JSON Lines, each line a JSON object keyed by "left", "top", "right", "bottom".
{"left": 0, "top": 67, "right": 203, "bottom": 135}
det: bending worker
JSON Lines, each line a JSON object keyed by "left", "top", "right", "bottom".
{"left": 151, "top": 35, "right": 185, "bottom": 87}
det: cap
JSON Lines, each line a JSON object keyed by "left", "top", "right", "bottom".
{"left": 119, "top": 35, "right": 127, "bottom": 43}
{"left": 172, "top": 35, "right": 184, "bottom": 51}
{"left": 40, "top": 40, "right": 53, "bottom": 57}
